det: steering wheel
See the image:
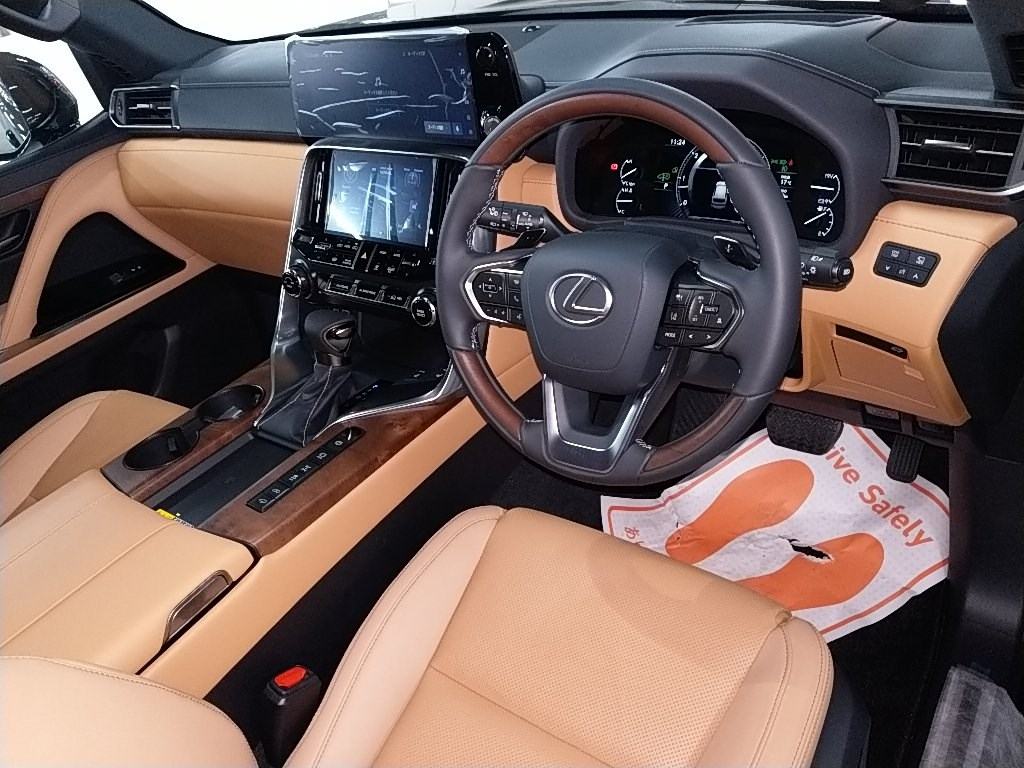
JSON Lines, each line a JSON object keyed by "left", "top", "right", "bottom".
{"left": 437, "top": 78, "right": 801, "bottom": 486}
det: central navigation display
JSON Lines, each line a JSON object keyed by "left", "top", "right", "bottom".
{"left": 323, "top": 149, "right": 436, "bottom": 248}
{"left": 290, "top": 33, "right": 478, "bottom": 144}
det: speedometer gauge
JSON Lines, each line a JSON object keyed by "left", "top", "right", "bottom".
{"left": 675, "top": 141, "right": 768, "bottom": 221}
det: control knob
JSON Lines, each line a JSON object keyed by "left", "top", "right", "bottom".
{"left": 475, "top": 43, "right": 497, "bottom": 67}
{"left": 282, "top": 263, "right": 312, "bottom": 298}
{"left": 409, "top": 290, "right": 438, "bottom": 328}
{"left": 480, "top": 111, "right": 502, "bottom": 136}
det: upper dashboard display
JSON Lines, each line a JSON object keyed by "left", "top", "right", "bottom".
{"left": 288, "top": 30, "right": 521, "bottom": 146}
{"left": 572, "top": 114, "right": 845, "bottom": 243}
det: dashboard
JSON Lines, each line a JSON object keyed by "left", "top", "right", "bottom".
{"left": 571, "top": 114, "right": 845, "bottom": 243}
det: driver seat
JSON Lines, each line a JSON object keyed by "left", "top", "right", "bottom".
{"left": 0, "top": 507, "right": 834, "bottom": 767}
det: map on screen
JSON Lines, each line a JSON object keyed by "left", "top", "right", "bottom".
{"left": 289, "top": 34, "right": 478, "bottom": 143}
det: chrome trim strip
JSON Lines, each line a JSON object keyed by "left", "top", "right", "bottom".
{"left": 881, "top": 176, "right": 1024, "bottom": 199}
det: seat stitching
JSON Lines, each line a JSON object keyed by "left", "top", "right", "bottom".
{"left": 0, "top": 395, "right": 106, "bottom": 471}
{"left": 693, "top": 620, "right": 779, "bottom": 768}
{"left": 749, "top": 623, "right": 793, "bottom": 767}
{"left": 791, "top": 630, "right": 831, "bottom": 766}
{"left": 304, "top": 514, "right": 501, "bottom": 768}
{"left": 428, "top": 664, "right": 613, "bottom": 767}
{"left": 0, "top": 490, "right": 119, "bottom": 572}
{"left": 0, "top": 522, "right": 173, "bottom": 649}
{"left": 0, "top": 656, "right": 256, "bottom": 767}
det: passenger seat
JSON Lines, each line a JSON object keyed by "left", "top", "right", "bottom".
{"left": 0, "top": 391, "right": 186, "bottom": 523}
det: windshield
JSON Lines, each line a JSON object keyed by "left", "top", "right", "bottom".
{"left": 141, "top": 0, "right": 967, "bottom": 42}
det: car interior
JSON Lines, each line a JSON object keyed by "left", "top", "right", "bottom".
{"left": 2, "top": 0, "right": 1024, "bottom": 766}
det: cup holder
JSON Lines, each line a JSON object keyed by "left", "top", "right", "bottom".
{"left": 196, "top": 384, "right": 264, "bottom": 423}
{"left": 123, "top": 385, "right": 264, "bottom": 471}
{"left": 124, "top": 425, "right": 201, "bottom": 471}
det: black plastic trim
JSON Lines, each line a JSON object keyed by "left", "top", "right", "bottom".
{"left": 938, "top": 223, "right": 1024, "bottom": 426}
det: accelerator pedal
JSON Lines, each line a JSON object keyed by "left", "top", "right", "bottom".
{"left": 886, "top": 433, "right": 924, "bottom": 483}
{"left": 765, "top": 406, "right": 843, "bottom": 455}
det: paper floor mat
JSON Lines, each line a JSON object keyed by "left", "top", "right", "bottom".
{"left": 602, "top": 425, "right": 949, "bottom": 641}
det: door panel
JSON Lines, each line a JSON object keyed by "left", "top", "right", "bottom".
{"left": 0, "top": 265, "right": 280, "bottom": 452}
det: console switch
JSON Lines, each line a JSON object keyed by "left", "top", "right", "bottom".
{"left": 874, "top": 242, "right": 939, "bottom": 287}
{"left": 246, "top": 429, "right": 364, "bottom": 513}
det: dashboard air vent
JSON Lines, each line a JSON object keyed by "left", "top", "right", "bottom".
{"left": 894, "top": 107, "right": 1023, "bottom": 189}
{"left": 1006, "top": 34, "right": 1024, "bottom": 88}
{"left": 109, "top": 86, "right": 177, "bottom": 129}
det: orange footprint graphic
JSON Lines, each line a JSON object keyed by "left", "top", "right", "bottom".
{"left": 665, "top": 459, "right": 814, "bottom": 564}
{"left": 739, "top": 533, "right": 884, "bottom": 611}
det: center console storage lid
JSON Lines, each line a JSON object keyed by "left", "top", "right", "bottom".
{"left": 0, "top": 471, "right": 253, "bottom": 673}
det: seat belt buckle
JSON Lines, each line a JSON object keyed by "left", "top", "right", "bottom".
{"left": 260, "top": 665, "right": 322, "bottom": 766}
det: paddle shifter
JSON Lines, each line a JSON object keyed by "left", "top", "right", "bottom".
{"left": 257, "top": 309, "right": 376, "bottom": 447}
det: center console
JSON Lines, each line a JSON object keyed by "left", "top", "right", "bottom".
{"left": 100, "top": 28, "right": 526, "bottom": 553}
{"left": 255, "top": 28, "right": 524, "bottom": 449}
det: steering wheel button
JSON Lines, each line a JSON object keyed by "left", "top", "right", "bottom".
{"left": 670, "top": 287, "right": 691, "bottom": 306}
{"left": 664, "top": 307, "right": 685, "bottom": 325}
{"left": 657, "top": 327, "right": 682, "bottom": 346}
{"left": 482, "top": 304, "right": 509, "bottom": 322}
{"left": 508, "top": 291, "right": 522, "bottom": 308}
{"left": 716, "top": 294, "right": 736, "bottom": 322}
{"left": 507, "top": 272, "right": 523, "bottom": 291}
{"left": 472, "top": 272, "right": 507, "bottom": 304}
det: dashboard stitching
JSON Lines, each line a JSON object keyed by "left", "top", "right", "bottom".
{"left": 874, "top": 216, "right": 996, "bottom": 249}
{"left": 605, "top": 48, "right": 880, "bottom": 96}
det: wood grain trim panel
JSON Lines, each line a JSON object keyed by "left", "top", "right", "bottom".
{"left": 200, "top": 401, "right": 455, "bottom": 555}
{"left": 102, "top": 364, "right": 271, "bottom": 501}
{"left": 142, "top": 328, "right": 539, "bottom": 697}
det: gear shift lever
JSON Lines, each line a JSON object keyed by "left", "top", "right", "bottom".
{"left": 304, "top": 310, "right": 356, "bottom": 367}
{"left": 258, "top": 309, "right": 371, "bottom": 446}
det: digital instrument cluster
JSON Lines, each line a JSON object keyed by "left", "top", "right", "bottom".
{"left": 572, "top": 113, "right": 845, "bottom": 242}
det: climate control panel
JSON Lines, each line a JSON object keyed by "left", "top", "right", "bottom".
{"left": 289, "top": 230, "right": 437, "bottom": 325}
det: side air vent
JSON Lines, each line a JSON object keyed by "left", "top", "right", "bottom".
{"left": 894, "top": 107, "right": 1023, "bottom": 190}
{"left": 1006, "top": 34, "right": 1024, "bottom": 88}
{"left": 109, "top": 86, "right": 178, "bottom": 129}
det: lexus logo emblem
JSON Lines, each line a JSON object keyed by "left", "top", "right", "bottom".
{"left": 548, "top": 272, "right": 614, "bottom": 326}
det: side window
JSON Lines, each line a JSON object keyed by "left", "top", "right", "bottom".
{"left": 0, "top": 27, "right": 103, "bottom": 166}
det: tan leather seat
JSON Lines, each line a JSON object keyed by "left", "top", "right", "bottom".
{"left": 0, "top": 507, "right": 834, "bottom": 767}
{"left": 0, "top": 390, "right": 185, "bottom": 524}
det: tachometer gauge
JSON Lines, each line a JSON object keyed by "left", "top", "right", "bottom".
{"left": 615, "top": 158, "right": 641, "bottom": 215}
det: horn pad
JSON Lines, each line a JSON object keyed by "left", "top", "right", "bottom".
{"left": 520, "top": 231, "right": 685, "bottom": 395}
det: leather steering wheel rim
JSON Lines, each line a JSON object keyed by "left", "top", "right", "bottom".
{"left": 437, "top": 78, "right": 801, "bottom": 485}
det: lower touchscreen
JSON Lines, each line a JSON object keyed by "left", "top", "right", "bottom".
{"left": 324, "top": 150, "right": 436, "bottom": 249}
